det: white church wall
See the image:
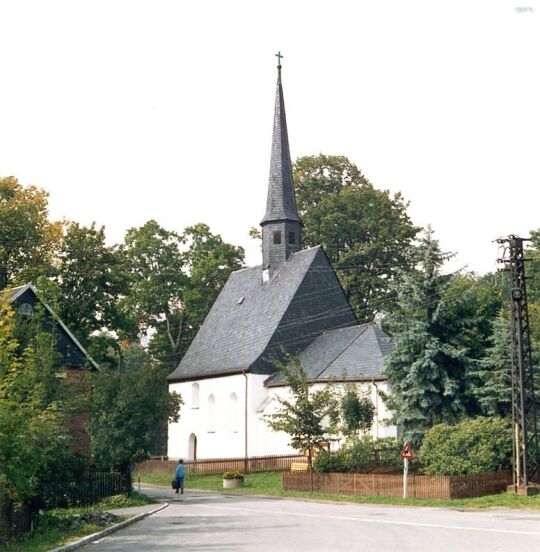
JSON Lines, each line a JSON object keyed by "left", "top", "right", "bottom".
{"left": 168, "top": 376, "right": 397, "bottom": 461}
{"left": 168, "top": 373, "right": 291, "bottom": 460}
{"left": 370, "top": 381, "right": 397, "bottom": 439}
{"left": 260, "top": 381, "right": 397, "bottom": 452}
{"left": 168, "top": 374, "right": 248, "bottom": 460}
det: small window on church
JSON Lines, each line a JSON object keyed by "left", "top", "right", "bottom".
{"left": 229, "top": 393, "right": 239, "bottom": 433}
{"left": 192, "top": 383, "right": 199, "bottom": 408}
{"left": 273, "top": 231, "right": 281, "bottom": 245}
{"left": 288, "top": 232, "right": 295, "bottom": 245}
{"left": 207, "top": 394, "right": 216, "bottom": 432}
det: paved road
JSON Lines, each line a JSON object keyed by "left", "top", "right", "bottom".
{"left": 87, "top": 485, "right": 540, "bottom": 551}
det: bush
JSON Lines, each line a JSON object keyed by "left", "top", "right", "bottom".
{"left": 373, "top": 438, "right": 403, "bottom": 471}
{"left": 418, "top": 417, "right": 512, "bottom": 476}
{"left": 314, "top": 449, "right": 350, "bottom": 473}
{"left": 348, "top": 439, "right": 375, "bottom": 472}
{"left": 314, "top": 438, "right": 402, "bottom": 473}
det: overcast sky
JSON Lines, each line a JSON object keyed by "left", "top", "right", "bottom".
{"left": 1, "top": 0, "right": 538, "bottom": 274}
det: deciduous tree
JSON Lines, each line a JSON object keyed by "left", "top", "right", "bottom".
{"left": 264, "top": 357, "right": 339, "bottom": 490}
{"left": 0, "top": 176, "right": 62, "bottom": 290}
{"left": 292, "top": 155, "right": 418, "bottom": 321}
{"left": 54, "top": 222, "right": 128, "bottom": 350}
{"left": 339, "top": 383, "right": 375, "bottom": 438}
{"left": 122, "top": 221, "right": 244, "bottom": 369}
{"left": 89, "top": 344, "right": 183, "bottom": 470}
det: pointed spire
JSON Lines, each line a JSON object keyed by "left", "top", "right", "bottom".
{"left": 261, "top": 55, "right": 300, "bottom": 224}
{"left": 260, "top": 55, "right": 302, "bottom": 274}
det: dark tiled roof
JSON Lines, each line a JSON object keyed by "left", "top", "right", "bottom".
{"left": 167, "top": 246, "right": 358, "bottom": 381}
{"left": 266, "top": 323, "right": 392, "bottom": 386}
{"left": 2, "top": 283, "right": 98, "bottom": 370}
{"left": 261, "top": 67, "right": 300, "bottom": 225}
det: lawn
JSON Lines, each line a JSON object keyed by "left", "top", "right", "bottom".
{"left": 138, "top": 471, "right": 540, "bottom": 510}
{"left": 9, "top": 492, "right": 155, "bottom": 552}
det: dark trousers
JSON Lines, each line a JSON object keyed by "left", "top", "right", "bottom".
{"left": 176, "top": 476, "right": 184, "bottom": 492}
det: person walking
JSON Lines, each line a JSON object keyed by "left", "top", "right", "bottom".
{"left": 175, "top": 459, "right": 185, "bottom": 494}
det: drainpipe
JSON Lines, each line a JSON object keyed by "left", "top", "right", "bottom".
{"left": 372, "top": 379, "right": 379, "bottom": 439}
{"left": 243, "top": 370, "right": 248, "bottom": 473}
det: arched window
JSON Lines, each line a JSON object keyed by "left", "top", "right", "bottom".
{"left": 188, "top": 433, "right": 197, "bottom": 461}
{"left": 229, "top": 393, "right": 239, "bottom": 433}
{"left": 192, "top": 383, "right": 200, "bottom": 408}
{"left": 207, "top": 394, "right": 216, "bottom": 432}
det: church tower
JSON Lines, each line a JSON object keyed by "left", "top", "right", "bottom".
{"left": 261, "top": 56, "right": 302, "bottom": 276}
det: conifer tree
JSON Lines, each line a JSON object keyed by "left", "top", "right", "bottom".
{"left": 382, "top": 228, "right": 470, "bottom": 444}
{"left": 473, "top": 309, "right": 512, "bottom": 418}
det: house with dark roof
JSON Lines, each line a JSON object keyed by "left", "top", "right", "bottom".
{"left": 3, "top": 283, "right": 98, "bottom": 455}
{"left": 167, "top": 61, "right": 396, "bottom": 460}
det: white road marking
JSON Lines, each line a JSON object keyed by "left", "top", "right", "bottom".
{"left": 199, "top": 503, "right": 540, "bottom": 537}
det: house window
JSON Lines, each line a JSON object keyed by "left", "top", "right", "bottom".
{"left": 191, "top": 383, "right": 199, "bottom": 408}
{"left": 273, "top": 231, "right": 282, "bottom": 244}
{"left": 229, "top": 393, "right": 239, "bottom": 433}
{"left": 288, "top": 232, "right": 295, "bottom": 245}
{"left": 207, "top": 394, "right": 216, "bottom": 432}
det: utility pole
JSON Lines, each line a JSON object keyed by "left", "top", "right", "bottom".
{"left": 497, "top": 235, "right": 539, "bottom": 492}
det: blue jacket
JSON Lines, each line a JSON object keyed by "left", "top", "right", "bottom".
{"left": 175, "top": 464, "right": 186, "bottom": 478}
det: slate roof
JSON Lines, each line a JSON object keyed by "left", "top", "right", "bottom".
{"left": 3, "top": 283, "right": 99, "bottom": 370}
{"left": 266, "top": 323, "right": 392, "bottom": 386}
{"left": 167, "top": 246, "right": 358, "bottom": 382}
{"left": 261, "top": 66, "right": 300, "bottom": 225}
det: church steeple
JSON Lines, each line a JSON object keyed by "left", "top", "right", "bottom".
{"left": 261, "top": 54, "right": 302, "bottom": 275}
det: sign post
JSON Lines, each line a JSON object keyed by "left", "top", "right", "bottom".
{"left": 400, "top": 442, "right": 414, "bottom": 499}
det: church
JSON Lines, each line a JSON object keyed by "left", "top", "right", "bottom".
{"left": 167, "top": 61, "right": 396, "bottom": 461}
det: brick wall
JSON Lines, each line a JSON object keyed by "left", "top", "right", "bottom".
{"left": 64, "top": 368, "right": 92, "bottom": 457}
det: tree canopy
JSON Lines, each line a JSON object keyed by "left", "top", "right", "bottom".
{"left": 90, "top": 344, "right": 183, "bottom": 470}
{"left": 0, "top": 176, "right": 62, "bottom": 290}
{"left": 292, "top": 155, "right": 419, "bottom": 321}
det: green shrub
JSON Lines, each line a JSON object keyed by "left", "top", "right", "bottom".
{"left": 373, "top": 438, "right": 403, "bottom": 471}
{"left": 314, "top": 438, "right": 403, "bottom": 473}
{"left": 314, "top": 449, "right": 350, "bottom": 473}
{"left": 348, "top": 439, "right": 374, "bottom": 472}
{"left": 418, "top": 417, "right": 512, "bottom": 475}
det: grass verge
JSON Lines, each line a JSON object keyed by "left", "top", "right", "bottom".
{"left": 138, "top": 471, "right": 540, "bottom": 510}
{"left": 9, "top": 522, "right": 108, "bottom": 552}
{"left": 9, "top": 492, "right": 155, "bottom": 552}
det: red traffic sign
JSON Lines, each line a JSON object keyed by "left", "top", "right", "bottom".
{"left": 401, "top": 442, "right": 414, "bottom": 459}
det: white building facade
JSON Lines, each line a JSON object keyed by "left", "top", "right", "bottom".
{"left": 168, "top": 369, "right": 397, "bottom": 460}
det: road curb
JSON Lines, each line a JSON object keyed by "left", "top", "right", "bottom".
{"left": 49, "top": 502, "right": 170, "bottom": 552}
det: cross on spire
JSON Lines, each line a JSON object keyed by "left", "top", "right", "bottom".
{"left": 275, "top": 51, "right": 283, "bottom": 67}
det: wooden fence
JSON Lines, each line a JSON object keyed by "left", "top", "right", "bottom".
{"left": 136, "top": 454, "right": 307, "bottom": 477}
{"left": 283, "top": 470, "right": 512, "bottom": 500}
